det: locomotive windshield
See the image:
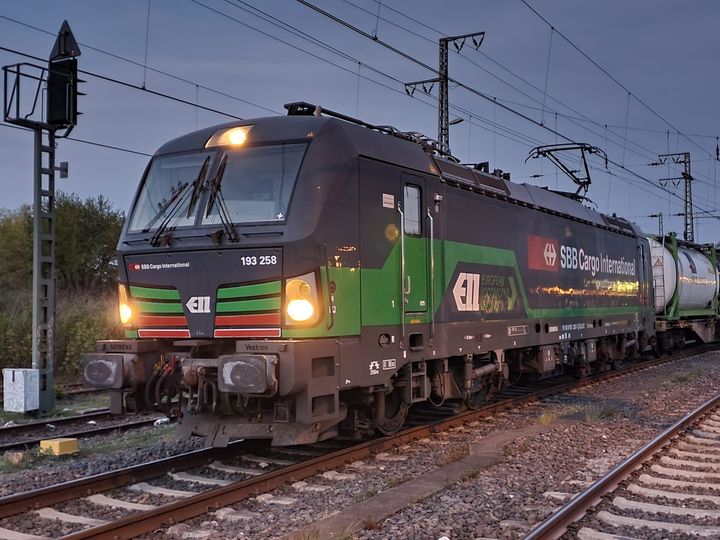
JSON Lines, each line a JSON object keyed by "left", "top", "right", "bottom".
{"left": 128, "top": 151, "right": 213, "bottom": 232}
{"left": 127, "top": 142, "right": 307, "bottom": 233}
{"left": 203, "top": 142, "right": 307, "bottom": 225}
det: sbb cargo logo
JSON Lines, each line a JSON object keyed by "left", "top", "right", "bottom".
{"left": 528, "top": 235, "right": 558, "bottom": 272}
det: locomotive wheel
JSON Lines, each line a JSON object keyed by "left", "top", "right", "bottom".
{"left": 154, "top": 372, "right": 181, "bottom": 416}
{"left": 374, "top": 388, "right": 409, "bottom": 435}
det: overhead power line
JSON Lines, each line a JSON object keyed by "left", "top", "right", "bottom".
{"left": 343, "top": 0, "right": 718, "bottom": 187}
{"left": 0, "top": 45, "right": 242, "bottom": 120}
{"left": 0, "top": 13, "right": 280, "bottom": 116}
{"left": 296, "top": 0, "right": 719, "bottom": 222}
{"left": 0, "top": 122, "right": 152, "bottom": 156}
{"left": 518, "top": 0, "right": 712, "bottom": 159}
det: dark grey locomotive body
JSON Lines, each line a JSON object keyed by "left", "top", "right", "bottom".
{"left": 83, "top": 104, "right": 657, "bottom": 445}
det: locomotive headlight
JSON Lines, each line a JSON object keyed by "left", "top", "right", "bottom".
{"left": 118, "top": 284, "right": 133, "bottom": 326}
{"left": 205, "top": 125, "right": 253, "bottom": 148}
{"left": 285, "top": 273, "right": 319, "bottom": 324}
{"left": 287, "top": 299, "right": 314, "bottom": 322}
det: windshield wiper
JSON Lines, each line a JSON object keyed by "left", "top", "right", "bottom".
{"left": 186, "top": 157, "right": 210, "bottom": 218}
{"left": 142, "top": 181, "right": 190, "bottom": 233}
{"left": 205, "top": 155, "right": 238, "bottom": 243}
{"left": 148, "top": 157, "right": 210, "bottom": 246}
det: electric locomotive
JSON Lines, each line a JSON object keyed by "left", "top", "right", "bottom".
{"left": 83, "top": 102, "right": 658, "bottom": 446}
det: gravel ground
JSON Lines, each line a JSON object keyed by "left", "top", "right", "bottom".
{"left": 570, "top": 435, "right": 720, "bottom": 540}
{"left": 351, "top": 352, "right": 720, "bottom": 540}
{"left": 154, "top": 351, "right": 720, "bottom": 540}
{"left": 2, "top": 352, "right": 717, "bottom": 540}
{"left": 0, "top": 424, "right": 204, "bottom": 497}
{"left": 0, "top": 513, "right": 86, "bottom": 537}
{"left": 103, "top": 486, "right": 179, "bottom": 506}
{"left": 53, "top": 498, "right": 137, "bottom": 521}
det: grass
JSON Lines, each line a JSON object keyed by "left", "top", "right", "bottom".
{"left": 79, "top": 424, "right": 175, "bottom": 456}
{"left": 0, "top": 445, "right": 65, "bottom": 474}
{"left": 0, "top": 424, "right": 175, "bottom": 476}
{"left": 584, "top": 401, "right": 620, "bottom": 423}
{"left": 537, "top": 411, "right": 558, "bottom": 426}
{"left": 352, "top": 487, "right": 379, "bottom": 503}
{"left": 0, "top": 391, "right": 110, "bottom": 425}
{"left": 386, "top": 472, "right": 413, "bottom": 488}
{"left": 462, "top": 464, "right": 486, "bottom": 480}
{"left": 361, "top": 515, "right": 383, "bottom": 531}
{"left": 671, "top": 370, "right": 701, "bottom": 384}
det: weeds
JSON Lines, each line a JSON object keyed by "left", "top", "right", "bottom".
{"left": 79, "top": 425, "right": 175, "bottom": 456}
{"left": 361, "top": 516, "right": 383, "bottom": 531}
{"left": 672, "top": 370, "right": 701, "bottom": 384}
{"left": 386, "top": 473, "right": 412, "bottom": 488}
{"left": 352, "top": 487, "right": 379, "bottom": 502}
{"left": 0, "top": 446, "right": 61, "bottom": 474}
{"left": 462, "top": 464, "right": 485, "bottom": 480}
{"left": 54, "top": 385, "right": 69, "bottom": 400}
{"left": 538, "top": 411, "right": 558, "bottom": 426}
{"left": 584, "top": 401, "right": 620, "bottom": 423}
{"left": 337, "top": 525, "right": 357, "bottom": 540}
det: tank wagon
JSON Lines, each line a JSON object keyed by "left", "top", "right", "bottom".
{"left": 649, "top": 233, "right": 718, "bottom": 347}
{"left": 84, "top": 102, "right": 661, "bottom": 446}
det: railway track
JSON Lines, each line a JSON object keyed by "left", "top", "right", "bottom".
{"left": 0, "top": 410, "right": 169, "bottom": 453}
{"left": 0, "top": 347, "right": 711, "bottom": 539}
{"left": 526, "top": 390, "right": 720, "bottom": 539}
{"left": 0, "top": 383, "right": 102, "bottom": 405}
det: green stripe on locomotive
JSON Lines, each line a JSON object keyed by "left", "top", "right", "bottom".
{"left": 286, "top": 236, "right": 642, "bottom": 339}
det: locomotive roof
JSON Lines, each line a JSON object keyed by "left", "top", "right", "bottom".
{"left": 154, "top": 113, "right": 643, "bottom": 239}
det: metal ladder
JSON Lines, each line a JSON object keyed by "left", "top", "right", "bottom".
{"left": 32, "top": 129, "right": 57, "bottom": 414}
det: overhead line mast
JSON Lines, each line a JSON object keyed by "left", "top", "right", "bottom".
{"left": 404, "top": 31, "right": 484, "bottom": 154}
{"left": 652, "top": 152, "right": 694, "bottom": 241}
{"left": 295, "top": 1, "right": 720, "bottom": 223}
{"left": 2, "top": 21, "right": 81, "bottom": 414}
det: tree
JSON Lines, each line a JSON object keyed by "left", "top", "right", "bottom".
{"left": 0, "top": 193, "right": 125, "bottom": 372}
{"left": 55, "top": 193, "right": 125, "bottom": 293}
{"left": 0, "top": 206, "right": 33, "bottom": 304}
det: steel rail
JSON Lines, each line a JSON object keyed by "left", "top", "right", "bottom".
{"left": 60, "top": 347, "right": 715, "bottom": 540}
{"left": 0, "top": 415, "right": 166, "bottom": 453}
{"left": 0, "top": 409, "right": 111, "bottom": 436}
{"left": 524, "top": 390, "right": 720, "bottom": 540}
{"left": 0, "top": 440, "right": 255, "bottom": 519}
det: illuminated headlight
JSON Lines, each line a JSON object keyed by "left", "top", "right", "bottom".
{"left": 218, "top": 354, "right": 278, "bottom": 395}
{"left": 205, "top": 125, "right": 253, "bottom": 148}
{"left": 285, "top": 273, "right": 319, "bottom": 324}
{"left": 287, "top": 299, "right": 314, "bottom": 321}
{"left": 118, "top": 284, "right": 133, "bottom": 326}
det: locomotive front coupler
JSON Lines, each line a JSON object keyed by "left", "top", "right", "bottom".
{"left": 181, "top": 353, "right": 279, "bottom": 398}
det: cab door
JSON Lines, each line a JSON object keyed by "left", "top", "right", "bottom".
{"left": 400, "top": 173, "right": 429, "bottom": 315}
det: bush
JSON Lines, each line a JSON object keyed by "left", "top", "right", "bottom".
{"left": 0, "top": 295, "right": 32, "bottom": 369}
{"left": 0, "top": 292, "right": 123, "bottom": 375}
{"left": 56, "top": 293, "right": 123, "bottom": 375}
{"left": 0, "top": 193, "right": 125, "bottom": 375}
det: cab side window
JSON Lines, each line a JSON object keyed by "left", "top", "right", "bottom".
{"left": 404, "top": 184, "right": 421, "bottom": 235}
